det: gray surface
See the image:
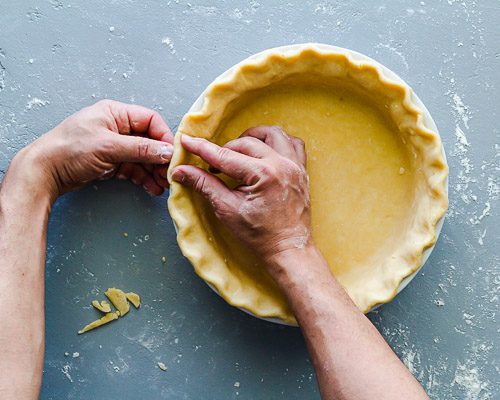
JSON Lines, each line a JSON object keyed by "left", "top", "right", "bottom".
{"left": 0, "top": 0, "right": 498, "bottom": 399}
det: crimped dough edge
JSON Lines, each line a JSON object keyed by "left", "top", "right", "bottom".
{"left": 167, "top": 44, "right": 449, "bottom": 325}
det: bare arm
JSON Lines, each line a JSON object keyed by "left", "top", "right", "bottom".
{"left": 0, "top": 154, "right": 51, "bottom": 399}
{"left": 268, "top": 247, "right": 427, "bottom": 399}
{"left": 171, "top": 126, "right": 428, "bottom": 400}
{"left": 0, "top": 100, "right": 174, "bottom": 399}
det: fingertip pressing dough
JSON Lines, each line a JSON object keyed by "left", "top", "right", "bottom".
{"left": 78, "top": 312, "right": 119, "bottom": 334}
{"left": 92, "top": 300, "right": 112, "bottom": 313}
{"left": 105, "top": 287, "right": 130, "bottom": 317}
{"left": 126, "top": 292, "right": 141, "bottom": 308}
{"left": 167, "top": 44, "right": 448, "bottom": 324}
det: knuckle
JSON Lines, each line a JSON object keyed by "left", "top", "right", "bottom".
{"left": 258, "top": 162, "right": 277, "bottom": 179}
{"left": 137, "top": 137, "right": 151, "bottom": 158}
{"left": 244, "top": 136, "right": 262, "bottom": 146}
{"left": 292, "top": 137, "right": 305, "bottom": 147}
{"left": 193, "top": 174, "right": 208, "bottom": 194}
{"left": 216, "top": 146, "right": 232, "bottom": 166}
{"left": 97, "top": 137, "right": 117, "bottom": 154}
{"left": 270, "top": 125, "right": 286, "bottom": 135}
{"left": 95, "top": 99, "right": 113, "bottom": 109}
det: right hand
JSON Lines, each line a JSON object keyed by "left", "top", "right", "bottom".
{"left": 171, "top": 126, "right": 313, "bottom": 264}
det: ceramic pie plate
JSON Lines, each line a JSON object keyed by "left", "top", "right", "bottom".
{"left": 168, "top": 43, "right": 449, "bottom": 326}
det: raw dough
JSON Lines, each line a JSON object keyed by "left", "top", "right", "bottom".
{"left": 78, "top": 312, "right": 119, "bottom": 334}
{"left": 105, "top": 288, "right": 130, "bottom": 317}
{"left": 126, "top": 292, "right": 141, "bottom": 308}
{"left": 79, "top": 288, "right": 141, "bottom": 334}
{"left": 157, "top": 362, "right": 168, "bottom": 371}
{"left": 168, "top": 45, "right": 448, "bottom": 324}
{"left": 92, "top": 300, "right": 111, "bottom": 313}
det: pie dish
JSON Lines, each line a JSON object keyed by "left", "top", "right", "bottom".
{"left": 167, "top": 44, "right": 448, "bottom": 325}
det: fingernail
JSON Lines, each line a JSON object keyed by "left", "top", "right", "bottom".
{"left": 181, "top": 134, "right": 196, "bottom": 145}
{"left": 116, "top": 174, "right": 127, "bottom": 180}
{"left": 172, "top": 169, "right": 184, "bottom": 183}
{"left": 158, "top": 144, "right": 173, "bottom": 160}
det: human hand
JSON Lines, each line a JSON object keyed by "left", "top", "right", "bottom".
{"left": 13, "top": 100, "right": 174, "bottom": 202}
{"left": 171, "top": 126, "right": 313, "bottom": 264}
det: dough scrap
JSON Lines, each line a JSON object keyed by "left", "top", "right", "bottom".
{"left": 157, "top": 362, "right": 168, "bottom": 371}
{"left": 105, "top": 288, "right": 130, "bottom": 317}
{"left": 78, "top": 312, "right": 119, "bottom": 334}
{"left": 126, "top": 292, "right": 141, "bottom": 308}
{"left": 92, "top": 300, "right": 111, "bottom": 313}
{"left": 79, "top": 288, "right": 140, "bottom": 334}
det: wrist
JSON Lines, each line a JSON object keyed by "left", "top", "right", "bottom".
{"left": 1, "top": 146, "right": 58, "bottom": 210}
{"left": 265, "top": 244, "right": 331, "bottom": 284}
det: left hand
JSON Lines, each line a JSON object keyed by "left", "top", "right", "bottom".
{"left": 11, "top": 100, "right": 174, "bottom": 202}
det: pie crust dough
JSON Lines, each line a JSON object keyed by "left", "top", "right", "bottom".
{"left": 92, "top": 300, "right": 112, "bottom": 313}
{"left": 168, "top": 44, "right": 448, "bottom": 324}
{"left": 105, "top": 287, "right": 130, "bottom": 317}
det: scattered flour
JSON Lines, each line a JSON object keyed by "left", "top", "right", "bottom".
{"left": 470, "top": 202, "right": 491, "bottom": 225}
{"left": 61, "top": 364, "right": 73, "bottom": 382}
{"left": 402, "top": 348, "right": 422, "bottom": 378}
{"left": 375, "top": 43, "right": 410, "bottom": 70}
{"left": 477, "top": 228, "right": 486, "bottom": 246}
{"left": 161, "top": 37, "right": 176, "bottom": 54}
{"left": 187, "top": 5, "right": 218, "bottom": 16}
{"left": 314, "top": 2, "right": 338, "bottom": 15}
{"left": 452, "top": 93, "right": 470, "bottom": 129}
{"left": 157, "top": 361, "right": 168, "bottom": 371}
{"left": 454, "top": 361, "right": 490, "bottom": 400}
{"left": 0, "top": 60, "right": 5, "bottom": 92}
{"left": 434, "top": 298, "right": 445, "bottom": 306}
{"left": 25, "top": 97, "right": 50, "bottom": 110}
{"left": 454, "top": 126, "right": 469, "bottom": 150}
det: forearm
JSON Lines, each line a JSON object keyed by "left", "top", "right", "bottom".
{"left": 268, "top": 246, "right": 428, "bottom": 400}
{"left": 0, "top": 150, "right": 52, "bottom": 399}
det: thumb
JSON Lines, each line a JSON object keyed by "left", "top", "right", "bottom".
{"left": 171, "top": 165, "right": 236, "bottom": 209}
{"left": 102, "top": 133, "right": 174, "bottom": 164}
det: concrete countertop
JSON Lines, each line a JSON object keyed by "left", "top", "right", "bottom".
{"left": 0, "top": 1, "right": 498, "bottom": 399}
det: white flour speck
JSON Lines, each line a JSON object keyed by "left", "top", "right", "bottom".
{"left": 188, "top": 5, "right": 217, "bottom": 16}
{"left": 25, "top": 97, "right": 50, "bottom": 110}
{"left": 470, "top": 202, "right": 491, "bottom": 225}
{"left": 161, "top": 37, "right": 176, "bottom": 54}
{"left": 61, "top": 364, "right": 73, "bottom": 382}
{"left": 434, "top": 298, "right": 445, "bottom": 306}
{"left": 452, "top": 93, "right": 470, "bottom": 129}
{"left": 454, "top": 361, "right": 489, "bottom": 400}
{"left": 375, "top": 43, "right": 409, "bottom": 70}
{"left": 454, "top": 126, "right": 469, "bottom": 149}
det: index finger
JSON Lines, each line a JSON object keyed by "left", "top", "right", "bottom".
{"left": 103, "top": 100, "right": 174, "bottom": 144}
{"left": 180, "top": 135, "right": 259, "bottom": 184}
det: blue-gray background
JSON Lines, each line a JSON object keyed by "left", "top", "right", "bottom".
{"left": 0, "top": 1, "right": 498, "bottom": 399}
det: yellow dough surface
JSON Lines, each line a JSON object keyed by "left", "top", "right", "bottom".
{"left": 92, "top": 300, "right": 111, "bottom": 313}
{"left": 78, "top": 312, "right": 119, "bottom": 334}
{"left": 215, "top": 84, "right": 415, "bottom": 285}
{"left": 105, "top": 287, "right": 130, "bottom": 317}
{"left": 169, "top": 46, "right": 448, "bottom": 324}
